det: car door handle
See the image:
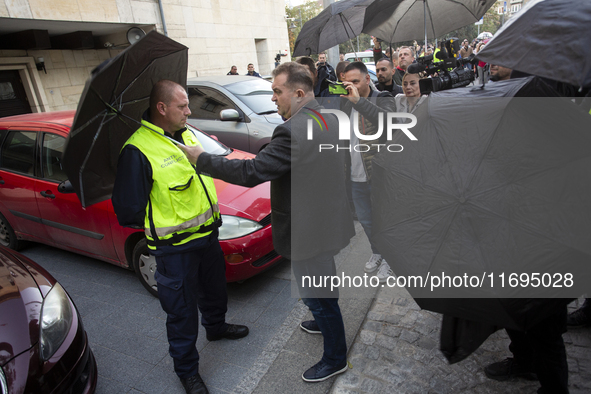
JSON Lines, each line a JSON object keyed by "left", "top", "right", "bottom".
{"left": 40, "top": 190, "right": 56, "bottom": 199}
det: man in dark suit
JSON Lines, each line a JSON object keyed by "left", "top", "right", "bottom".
{"left": 179, "top": 62, "right": 355, "bottom": 383}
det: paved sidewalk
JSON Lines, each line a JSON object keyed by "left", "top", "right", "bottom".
{"left": 331, "top": 285, "right": 591, "bottom": 394}
{"left": 22, "top": 222, "right": 590, "bottom": 393}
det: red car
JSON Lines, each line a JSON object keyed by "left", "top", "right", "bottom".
{"left": 0, "top": 245, "right": 97, "bottom": 393}
{"left": 0, "top": 111, "right": 282, "bottom": 297}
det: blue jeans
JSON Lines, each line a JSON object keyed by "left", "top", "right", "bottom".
{"left": 292, "top": 252, "right": 347, "bottom": 366}
{"left": 351, "top": 181, "right": 379, "bottom": 254}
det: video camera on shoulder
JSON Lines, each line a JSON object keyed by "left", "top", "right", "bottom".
{"left": 407, "top": 37, "right": 478, "bottom": 95}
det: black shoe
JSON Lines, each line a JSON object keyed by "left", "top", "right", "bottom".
{"left": 484, "top": 358, "right": 537, "bottom": 381}
{"left": 300, "top": 320, "right": 322, "bottom": 334}
{"left": 302, "top": 360, "right": 347, "bottom": 382}
{"left": 180, "top": 373, "right": 209, "bottom": 394}
{"left": 567, "top": 306, "right": 591, "bottom": 328}
{"left": 206, "top": 324, "right": 249, "bottom": 341}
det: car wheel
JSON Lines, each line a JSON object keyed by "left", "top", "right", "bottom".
{"left": 0, "top": 212, "right": 22, "bottom": 250}
{"left": 132, "top": 238, "right": 159, "bottom": 297}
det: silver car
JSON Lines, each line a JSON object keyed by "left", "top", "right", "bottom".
{"left": 187, "top": 76, "right": 283, "bottom": 153}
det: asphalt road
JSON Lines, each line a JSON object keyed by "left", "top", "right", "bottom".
{"left": 20, "top": 241, "right": 297, "bottom": 394}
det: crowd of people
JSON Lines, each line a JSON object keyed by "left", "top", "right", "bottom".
{"left": 116, "top": 31, "right": 588, "bottom": 393}
{"left": 284, "top": 39, "right": 589, "bottom": 394}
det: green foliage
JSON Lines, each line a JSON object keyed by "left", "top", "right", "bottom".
{"left": 443, "top": 6, "right": 501, "bottom": 42}
{"left": 338, "top": 34, "right": 373, "bottom": 56}
{"left": 286, "top": 1, "right": 323, "bottom": 57}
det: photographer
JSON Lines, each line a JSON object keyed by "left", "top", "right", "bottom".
{"left": 315, "top": 52, "right": 337, "bottom": 96}
{"left": 340, "top": 62, "right": 396, "bottom": 283}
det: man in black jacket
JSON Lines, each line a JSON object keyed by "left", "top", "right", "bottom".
{"left": 315, "top": 52, "right": 337, "bottom": 96}
{"left": 375, "top": 58, "right": 403, "bottom": 94}
{"left": 179, "top": 62, "right": 355, "bottom": 383}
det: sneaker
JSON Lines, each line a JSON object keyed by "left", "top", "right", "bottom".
{"left": 484, "top": 358, "right": 537, "bottom": 381}
{"left": 364, "top": 254, "right": 382, "bottom": 273}
{"left": 567, "top": 306, "right": 591, "bottom": 328}
{"left": 300, "top": 320, "right": 322, "bottom": 334}
{"left": 302, "top": 359, "right": 348, "bottom": 382}
{"left": 376, "top": 260, "right": 394, "bottom": 283}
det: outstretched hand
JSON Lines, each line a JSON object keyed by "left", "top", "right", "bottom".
{"left": 177, "top": 144, "right": 205, "bottom": 165}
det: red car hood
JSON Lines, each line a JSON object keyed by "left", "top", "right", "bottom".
{"left": 213, "top": 149, "right": 271, "bottom": 222}
{"left": 0, "top": 249, "right": 51, "bottom": 366}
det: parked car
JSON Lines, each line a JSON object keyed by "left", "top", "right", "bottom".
{"left": 0, "top": 111, "right": 283, "bottom": 297}
{"left": 0, "top": 245, "right": 97, "bottom": 393}
{"left": 187, "top": 76, "right": 284, "bottom": 154}
{"left": 344, "top": 51, "right": 377, "bottom": 64}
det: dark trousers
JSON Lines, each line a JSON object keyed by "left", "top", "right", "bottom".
{"left": 155, "top": 237, "right": 228, "bottom": 379}
{"left": 292, "top": 252, "right": 347, "bottom": 366}
{"left": 507, "top": 306, "right": 568, "bottom": 394}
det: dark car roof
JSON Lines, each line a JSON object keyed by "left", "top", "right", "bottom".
{"left": 0, "top": 110, "right": 75, "bottom": 129}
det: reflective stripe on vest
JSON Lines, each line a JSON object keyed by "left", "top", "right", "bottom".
{"left": 145, "top": 203, "right": 220, "bottom": 238}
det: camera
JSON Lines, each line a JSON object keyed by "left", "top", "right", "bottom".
{"left": 407, "top": 38, "right": 478, "bottom": 95}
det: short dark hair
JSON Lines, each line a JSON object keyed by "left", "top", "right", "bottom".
{"left": 150, "top": 80, "right": 183, "bottom": 110}
{"left": 294, "top": 56, "right": 317, "bottom": 83}
{"left": 376, "top": 57, "right": 394, "bottom": 68}
{"left": 248, "top": 63, "right": 253, "bottom": 67}
{"left": 335, "top": 61, "right": 349, "bottom": 79}
{"left": 272, "top": 62, "right": 314, "bottom": 93}
{"left": 344, "top": 61, "right": 368, "bottom": 75}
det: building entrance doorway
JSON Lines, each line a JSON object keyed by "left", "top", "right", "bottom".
{"left": 0, "top": 70, "right": 32, "bottom": 118}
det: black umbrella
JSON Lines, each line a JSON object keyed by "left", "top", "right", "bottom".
{"left": 362, "top": 0, "right": 496, "bottom": 48}
{"left": 477, "top": 0, "right": 591, "bottom": 88}
{"left": 371, "top": 76, "right": 591, "bottom": 331}
{"left": 62, "top": 30, "right": 188, "bottom": 207}
{"left": 292, "top": 0, "right": 374, "bottom": 57}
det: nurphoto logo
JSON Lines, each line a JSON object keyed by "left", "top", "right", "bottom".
{"left": 306, "top": 109, "right": 418, "bottom": 152}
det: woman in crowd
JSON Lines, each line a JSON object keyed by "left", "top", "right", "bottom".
{"left": 395, "top": 72, "right": 428, "bottom": 114}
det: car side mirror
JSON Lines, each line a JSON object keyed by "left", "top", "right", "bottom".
{"left": 220, "top": 109, "right": 241, "bottom": 121}
{"left": 58, "top": 180, "right": 75, "bottom": 194}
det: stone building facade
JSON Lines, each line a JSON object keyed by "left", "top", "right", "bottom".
{"left": 0, "top": 0, "right": 290, "bottom": 115}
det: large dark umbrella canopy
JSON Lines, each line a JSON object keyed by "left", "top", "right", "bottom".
{"left": 372, "top": 77, "right": 591, "bottom": 331}
{"left": 62, "top": 31, "right": 188, "bottom": 207}
{"left": 477, "top": 0, "right": 591, "bottom": 88}
{"left": 362, "top": 0, "right": 496, "bottom": 44}
{"left": 293, "top": 0, "right": 374, "bottom": 57}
